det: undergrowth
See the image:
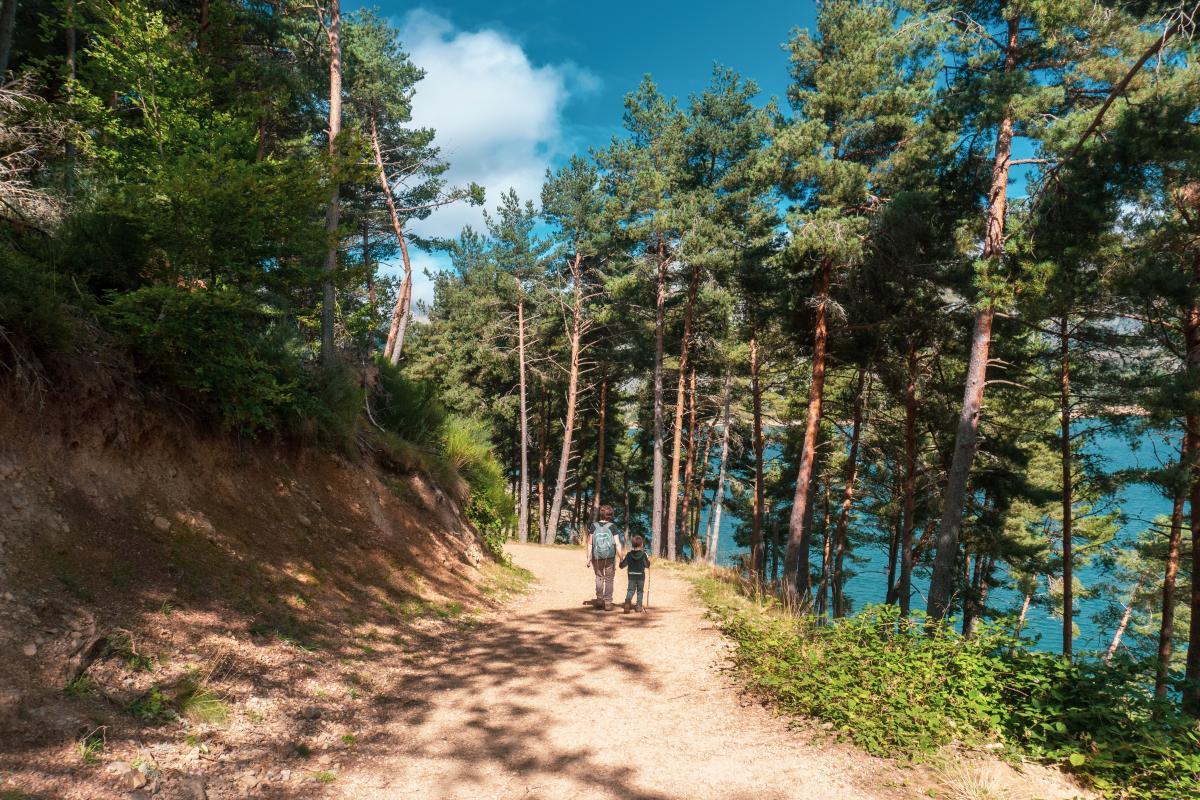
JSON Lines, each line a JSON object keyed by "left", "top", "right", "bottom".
{"left": 687, "top": 568, "right": 1200, "bottom": 800}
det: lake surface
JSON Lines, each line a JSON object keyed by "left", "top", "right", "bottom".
{"left": 691, "top": 424, "right": 1177, "bottom": 654}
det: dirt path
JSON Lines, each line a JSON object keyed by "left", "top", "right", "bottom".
{"left": 333, "top": 542, "right": 899, "bottom": 800}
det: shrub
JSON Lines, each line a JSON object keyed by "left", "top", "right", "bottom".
{"left": 104, "top": 285, "right": 318, "bottom": 435}
{"left": 372, "top": 358, "right": 445, "bottom": 445}
{"left": 0, "top": 245, "right": 75, "bottom": 356}
{"left": 695, "top": 573, "right": 1200, "bottom": 799}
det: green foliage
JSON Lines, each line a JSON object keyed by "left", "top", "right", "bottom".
{"left": 105, "top": 285, "right": 360, "bottom": 438}
{"left": 694, "top": 572, "right": 1200, "bottom": 799}
{"left": 0, "top": 246, "right": 75, "bottom": 355}
{"left": 77, "top": 730, "right": 104, "bottom": 765}
{"left": 373, "top": 358, "right": 445, "bottom": 444}
{"left": 442, "top": 415, "right": 515, "bottom": 555}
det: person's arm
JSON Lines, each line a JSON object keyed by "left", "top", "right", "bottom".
{"left": 619, "top": 553, "right": 629, "bottom": 569}
{"left": 584, "top": 526, "right": 592, "bottom": 566}
{"left": 644, "top": 553, "right": 651, "bottom": 569}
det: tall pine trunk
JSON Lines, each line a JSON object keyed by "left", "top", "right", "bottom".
{"left": 368, "top": 114, "right": 416, "bottom": 365}
{"left": 516, "top": 294, "right": 531, "bottom": 542}
{"left": 651, "top": 245, "right": 669, "bottom": 554}
{"left": 1156, "top": 434, "right": 1190, "bottom": 697}
{"left": 64, "top": 1, "right": 76, "bottom": 194}
{"left": 319, "top": 0, "right": 343, "bottom": 367}
{"left": 666, "top": 264, "right": 701, "bottom": 558}
{"left": 538, "top": 391, "right": 550, "bottom": 539}
{"left": 0, "top": 0, "right": 17, "bottom": 77}
{"left": 784, "top": 258, "right": 833, "bottom": 608}
{"left": 544, "top": 253, "right": 585, "bottom": 544}
{"left": 927, "top": 15, "right": 1019, "bottom": 622}
{"left": 678, "top": 367, "right": 699, "bottom": 556}
{"left": 1059, "top": 316, "right": 1075, "bottom": 658}
{"left": 750, "top": 336, "right": 766, "bottom": 576}
{"left": 1183, "top": 294, "right": 1200, "bottom": 715}
{"left": 832, "top": 367, "right": 868, "bottom": 618}
{"left": 707, "top": 373, "right": 733, "bottom": 564}
{"left": 590, "top": 375, "right": 608, "bottom": 522}
{"left": 898, "top": 343, "right": 919, "bottom": 616}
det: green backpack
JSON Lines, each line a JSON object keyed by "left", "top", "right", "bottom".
{"left": 591, "top": 521, "right": 617, "bottom": 560}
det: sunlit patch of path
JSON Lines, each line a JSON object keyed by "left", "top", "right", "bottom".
{"left": 331, "top": 542, "right": 898, "bottom": 800}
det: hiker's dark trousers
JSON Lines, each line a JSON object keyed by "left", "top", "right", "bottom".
{"left": 592, "top": 557, "right": 615, "bottom": 603}
{"left": 625, "top": 574, "right": 645, "bottom": 605}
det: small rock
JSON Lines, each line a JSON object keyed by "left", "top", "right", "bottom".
{"left": 153, "top": 516, "right": 171, "bottom": 532}
{"left": 3, "top": 592, "right": 14, "bottom": 602}
{"left": 179, "top": 774, "right": 208, "bottom": 800}
{"left": 300, "top": 706, "right": 322, "bottom": 720}
{"left": 22, "top": 642, "right": 36, "bottom": 657}
{"left": 280, "top": 769, "right": 291, "bottom": 781}
{"left": 297, "top": 514, "right": 311, "bottom": 528}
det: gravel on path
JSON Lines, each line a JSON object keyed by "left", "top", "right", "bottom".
{"left": 332, "top": 542, "right": 902, "bottom": 800}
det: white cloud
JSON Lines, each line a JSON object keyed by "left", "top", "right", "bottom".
{"left": 397, "top": 9, "right": 597, "bottom": 246}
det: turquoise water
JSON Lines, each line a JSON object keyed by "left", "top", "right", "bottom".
{"left": 692, "top": 425, "right": 1177, "bottom": 654}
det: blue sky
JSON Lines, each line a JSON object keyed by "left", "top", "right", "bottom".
{"left": 348, "top": 1, "right": 820, "bottom": 305}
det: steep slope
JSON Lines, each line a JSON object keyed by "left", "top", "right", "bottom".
{"left": 0, "top": 363, "right": 513, "bottom": 799}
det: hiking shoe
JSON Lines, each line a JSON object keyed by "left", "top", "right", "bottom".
{"left": 592, "top": 599, "right": 605, "bottom": 609}
{"left": 635, "top": 604, "right": 644, "bottom": 612}
{"left": 623, "top": 599, "right": 632, "bottom": 613}
{"left": 604, "top": 602, "right": 614, "bottom": 611}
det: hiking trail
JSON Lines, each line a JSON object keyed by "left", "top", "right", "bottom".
{"left": 331, "top": 542, "right": 897, "bottom": 800}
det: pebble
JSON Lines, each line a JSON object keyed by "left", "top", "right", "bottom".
{"left": 153, "top": 516, "right": 171, "bottom": 532}
{"left": 22, "top": 643, "right": 36, "bottom": 657}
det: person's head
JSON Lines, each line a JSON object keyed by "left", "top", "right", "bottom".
{"left": 632, "top": 534, "right": 644, "bottom": 550}
{"left": 598, "top": 504, "right": 614, "bottom": 522}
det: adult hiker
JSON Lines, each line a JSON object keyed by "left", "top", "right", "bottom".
{"left": 584, "top": 504, "right": 624, "bottom": 611}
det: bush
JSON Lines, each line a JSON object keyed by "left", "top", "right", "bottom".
{"left": 104, "top": 285, "right": 322, "bottom": 435}
{"left": 0, "top": 245, "right": 76, "bottom": 356}
{"left": 372, "top": 358, "right": 445, "bottom": 444}
{"left": 441, "top": 415, "right": 514, "bottom": 557}
{"left": 695, "top": 574, "right": 1200, "bottom": 799}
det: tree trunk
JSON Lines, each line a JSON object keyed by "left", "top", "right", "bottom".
{"left": 64, "top": 0, "right": 76, "bottom": 195}
{"left": 690, "top": 414, "right": 716, "bottom": 558}
{"left": 666, "top": 263, "right": 701, "bottom": 559}
{"left": 1015, "top": 590, "right": 1033, "bottom": 637}
{"left": 898, "top": 343, "right": 919, "bottom": 616}
{"left": 590, "top": 374, "right": 608, "bottom": 523}
{"left": 832, "top": 367, "right": 869, "bottom": 619}
{"left": 0, "top": 0, "right": 18, "bottom": 77}
{"left": 516, "top": 294, "right": 530, "bottom": 542}
{"left": 1060, "top": 316, "right": 1075, "bottom": 658}
{"left": 784, "top": 258, "right": 833, "bottom": 608}
{"left": 750, "top": 336, "right": 766, "bottom": 576}
{"left": 651, "top": 244, "right": 669, "bottom": 555}
{"left": 816, "top": 482, "right": 834, "bottom": 620}
{"left": 1106, "top": 576, "right": 1144, "bottom": 663}
{"left": 320, "top": 0, "right": 343, "bottom": 367}
{"left": 538, "top": 390, "right": 550, "bottom": 539}
{"left": 1183, "top": 294, "right": 1200, "bottom": 715}
{"left": 678, "top": 367, "right": 699, "bottom": 556}
{"left": 368, "top": 114, "right": 416, "bottom": 365}
{"left": 1157, "top": 434, "right": 1191, "bottom": 697}
{"left": 707, "top": 373, "right": 733, "bottom": 564}
{"left": 544, "top": 253, "right": 585, "bottom": 545}
{"left": 363, "top": 222, "right": 376, "bottom": 309}
{"left": 926, "top": 15, "right": 1019, "bottom": 622}
{"left": 623, "top": 469, "right": 631, "bottom": 540}
{"left": 885, "top": 522, "right": 899, "bottom": 605}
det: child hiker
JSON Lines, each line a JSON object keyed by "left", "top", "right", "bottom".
{"left": 584, "top": 504, "right": 623, "bottom": 611}
{"left": 619, "top": 534, "right": 651, "bottom": 613}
